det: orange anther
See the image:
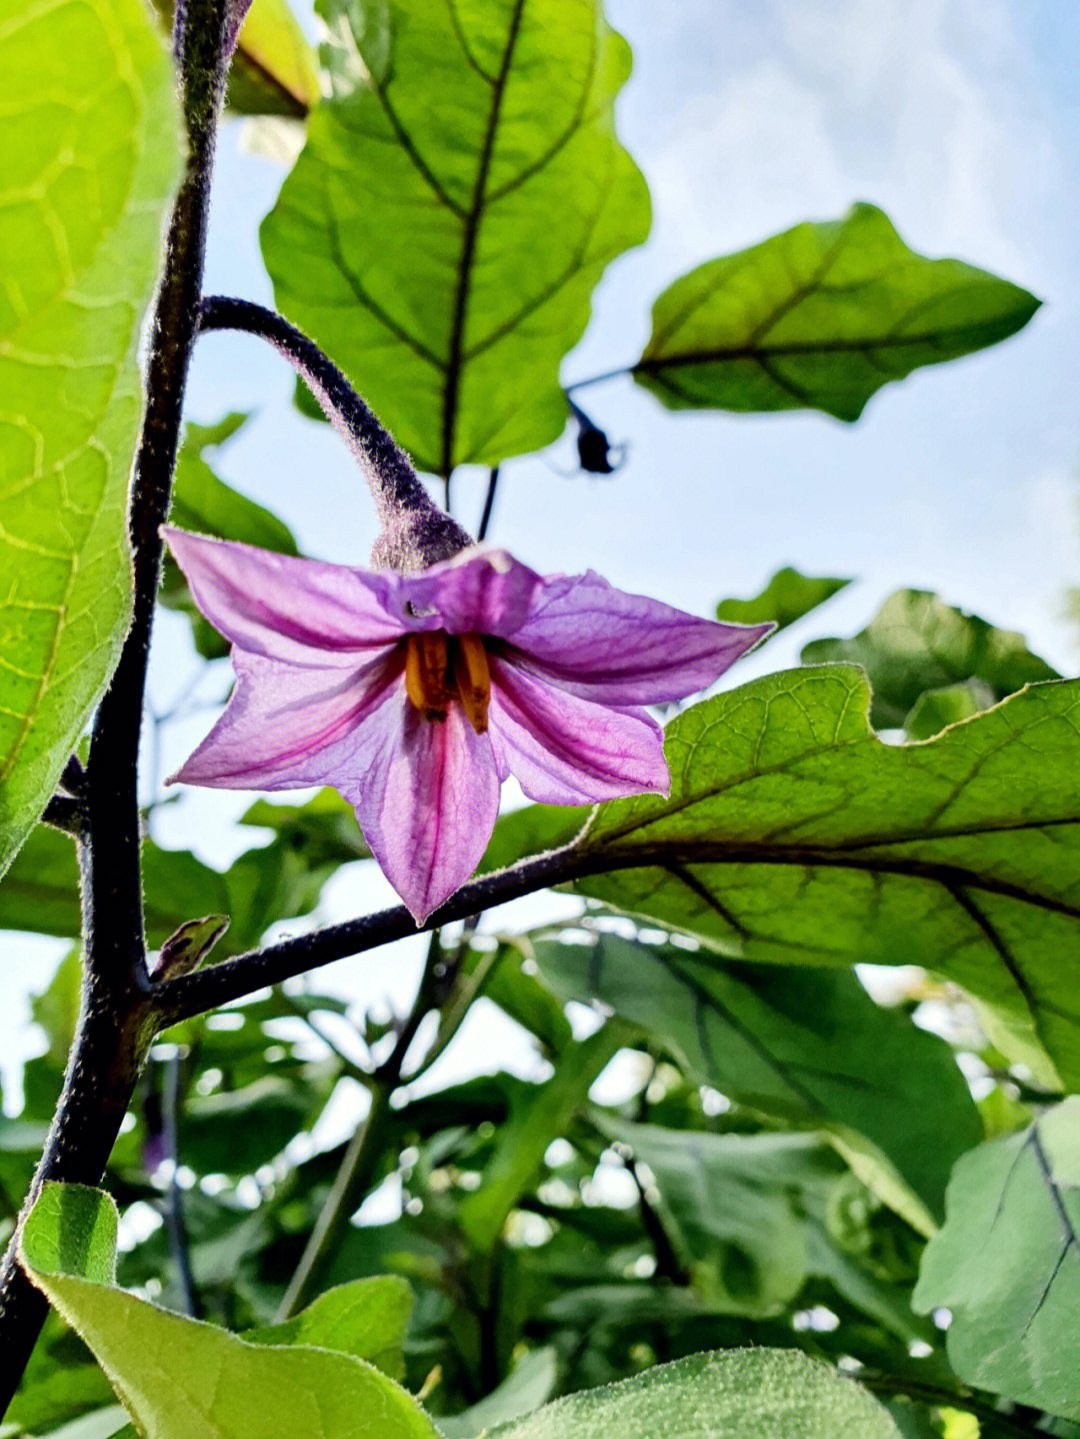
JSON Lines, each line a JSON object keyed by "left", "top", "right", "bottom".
{"left": 405, "top": 632, "right": 453, "bottom": 720}
{"left": 453, "top": 634, "right": 491, "bottom": 734}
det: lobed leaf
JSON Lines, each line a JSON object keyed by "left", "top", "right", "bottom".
{"left": 0, "top": 0, "right": 182, "bottom": 876}
{"left": 913, "top": 1098, "right": 1080, "bottom": 1421}
{"left": 801, "top": 588, "right": 1057, "bottom": 730}
{"left": 20, "top": 1184, "right": 441, "bottom": 1439}
{"left": 573, "top": 666, "right": 1080, "bottom": 1089}
{"left": 715, "top": 566, "right": 851, "bottom": 637}
{"left": 532, "top": 929, "right": 981, "bottom": 1224}
{"left": 261, "top": 0, "right": 650, "bottom": 474}
{"left": 634, "top": 204, "right": 1039, "bottom": 421}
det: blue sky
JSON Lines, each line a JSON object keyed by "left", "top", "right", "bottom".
{"left": 5, "top": 0, "right": 1080, "bottom": 1106}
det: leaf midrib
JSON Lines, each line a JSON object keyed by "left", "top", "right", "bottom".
{"left": 439, "top": 0, "right": 528, "bottom": 477}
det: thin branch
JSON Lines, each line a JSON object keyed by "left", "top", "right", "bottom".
{"left": 275, "top": 933, "right": 446, "bottom": 1319}
{"left": 564, "top": 365, "right": 632, "bottom": 393}
{"left": 153, "top": 842, "right": 587, "bottom": 1026}
{"left": 163, "top": 1053, "right": 201, "bottom": 1319}
{"left": 855, "top": 1369, "right": 1050, "bottom": 1439}
{"left": 477, "top": 465, "right": 499, "bottom": 541}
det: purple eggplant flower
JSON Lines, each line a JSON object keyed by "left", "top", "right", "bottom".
{"left": 163, "top": 528, "right": 771, "bottom": 921}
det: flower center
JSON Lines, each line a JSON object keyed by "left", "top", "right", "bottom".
{"left": 404, "top": 631, "right": 491, "bottom": 734}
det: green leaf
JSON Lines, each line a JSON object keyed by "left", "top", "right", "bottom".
{"left": 715, "top": 567, "right": 851, "bottom": 636}
{"left": 245, "top": 1276, "right": 414, "bottom": 1379}
{"left": 0, "top": 826, "right": 324, "bottom": 957}
{"left": 458, "top": 1026, "right": 625, "bottom": 1249}
{"left": 634, "top": 204, "right": 1039, "bottom": 421}
{"left": 478, "top": 803, "right": 589, "bottom": 875}
{"left": 438, "top": 1348, "right": 557, "bottom": 1439}
{"left": 261, "top": 0, "right": 650, "bottom": 474}
{"left": 801, "top": 589, "right": 1057, "bottom": 729}
{"left": 531, "top": 930, "right": 981, "bottom": 1224}
{"left": 0, "top": 0, "right": 181, "bottom": 876}
{"left": 229, "top": 0, "right": 321, "bottom": 118}
{"left": 903, "top": 679, "right": 997, "bottom": 742}
{"left": 601, "top": 1122, "right": 814, "bottom": 1314}
{"left": 482, "top": 1349, "right": 902, "bottom": 1438}
{"left": 179, "top": 1076, "right": 313, "bottom": 1175}
{"left": 913, "top": 1098, "right": 1080, "bottom": 1421}
{"left": 20, "top": 1184, "right": 441, "bottom": 1439}
{"left": 155, "top": 914, "right": 230, "bottom": 979}
{"left": 572, "top": 666, "right": 1080, "bottom": 1090}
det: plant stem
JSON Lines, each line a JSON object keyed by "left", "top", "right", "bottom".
{"left": 275, "top": 934, "right": 445, "bottom": 1318}
{"left": 477, "top": 466, "right": 499, "bottom": 541}
{"left": 0, "top": 0, "right": 229, "bottom": 1412}
{"left": 855, "top": 1369, "right": 1050, "bottom": 1438}
{"left": 197, "top": 295, "right": 473, "bottom": 568}
{"left": 164, "top": 1052, "right": 201, "bottom": 1319}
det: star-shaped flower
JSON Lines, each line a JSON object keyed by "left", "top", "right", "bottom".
{"left": 164, "top": 528, "right": 771, "bottom": 920}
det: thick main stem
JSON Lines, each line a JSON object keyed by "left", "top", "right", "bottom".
{"left": 0, "top": 0, "right": 229, "bottom": 1411}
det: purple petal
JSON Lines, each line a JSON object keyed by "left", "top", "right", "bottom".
{"left": 392, "top": 548, "right": 544, "bottom": 637}
{"left": 163, "top": 528, "right": 407, "bottom": 662}
{"left": 505, "top": 570, "right": 773, "bottom": 704}
{"left": 488, "top": 657, "right": 670, "bottom": 805}
{"left": 345, "top": 694, "right": 501, "bottom": 922}
{"left": 171, "top": 651, "right": 404, "bottom": 790}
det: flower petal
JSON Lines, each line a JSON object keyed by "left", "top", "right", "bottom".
{"left": 171, "top": 650, "right": 404, "bottom": 790}
{"left": 488, "top": 656, "right": 669, "bottom": 805}
{"left": 344, "top": 694, "right": 501, "bottom": 922}
{"left": 393, "top": 547, "right": 544, "bottom": 637}
{"left": 506, "top": 570, "right": 773, "bottom": 703}
{"left": 163, "top": 527, "right": 408, "bottom": 663}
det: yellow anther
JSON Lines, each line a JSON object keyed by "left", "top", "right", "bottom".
{"left": 453, "top": 633, "right": 491, "bottom": 734}
{"left": 404, "top": 631, "right": 453, "bottom": 720}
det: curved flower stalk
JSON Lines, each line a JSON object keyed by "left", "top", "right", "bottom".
{"left": 164, "top": 528, "right": 772, "bottom": 920}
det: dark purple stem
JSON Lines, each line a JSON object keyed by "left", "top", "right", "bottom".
{"left": 197, "top": 296, "right": 473, "bottom": 571}
{"left": 0, "top": 0, "right": 230, "bottom": 1412}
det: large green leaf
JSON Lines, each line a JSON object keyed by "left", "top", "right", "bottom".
{"left": 482, "top": 1349, "right": 902, "bottom": 1438}
{"left": 634, "top": 204, "right": 1038, "bottom": 420}
{"left": 261, "top": 0, "right": 650, "bottom": 474}
{"left": 913, "top": 1098, "right": 1080, "bottom": 1421}
{"left": 20, "top": 1184, "right": 441, "bottom": 1439}
{"left": 600, "top": 1122, "right": 813, "bottom": 1315}
{"left": 715, "top": 567, "right": 851, "bottom": 637}
{"left": 0, "top": 0, "right": 181, "bottom": 876}
{"left": 801, "top": 589, "right": 1058, "bottom": 729}
{"left": 531, "top": 929, "right": 981, "bottom": 1225}
{"left": 571, "top": 666, "right": 1080, "bottom": 1089}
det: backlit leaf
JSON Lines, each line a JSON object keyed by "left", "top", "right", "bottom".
{"left": 261, "top": 0, "right": 650, "bottom": 474}
{"left": 0, "top": 0, "right": 182, "bottom": 875}
{"left": 634, "top": 204, "right": 1039, "bottom": 421}
{"left": 20, "top": 1184, "right": 441, "bottom": 1439}
{"left": 572, "top": 666, "right": 1080, "bottom": 1089}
